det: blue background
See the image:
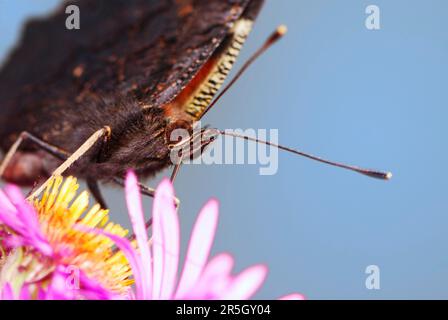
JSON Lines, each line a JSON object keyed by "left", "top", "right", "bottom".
{"left": 1, "top": 0, "right": 447, "bottom": 299}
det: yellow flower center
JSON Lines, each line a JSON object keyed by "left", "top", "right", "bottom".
{"left": 32, "top": 176, "right": 133, "bottom": 294}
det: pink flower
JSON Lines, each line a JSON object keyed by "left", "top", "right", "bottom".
{"left": 0, "top": 171, "right": 304, "bottom": 300}
{"left": 109, "top": 171, "right": 304, "bottom": 300}
{"left": 0, "top": 177, "right": 130, "bottom": 300}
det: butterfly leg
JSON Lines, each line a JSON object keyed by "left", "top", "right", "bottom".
{"left": 87, "top": 178, "right": 108, "bottom": 209}
{"left": 85, "top": 127, "right": 115, "bottom": 209}
{"left": 113, "top": 178, "right": 160, "bottom": 241}
{"left": 112, "top": 176, "right": 156, "bottom": 236}
{"left": 170, "top": 162, "right": 183, "bottom": 183}
{"left": 112, "top": 176, "right": 179, "bottom": 208}
{"left": 112, "top": 174, "right": 180, "bottom": 237}
{"left": 26, "top": 126, "right": 111, "bottom": 200}
{"left": 0, "top": 130, "right": 113, "bottom": 208}
{"left": 0, "top": 131, "right": 70, "bottom": 179}
{"left": 112, "top": 176, "right": 155, "bottom": 198}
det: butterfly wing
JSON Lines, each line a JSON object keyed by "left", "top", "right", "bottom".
{"left": 0, "top": 0, "right": 263, "bottom": 144}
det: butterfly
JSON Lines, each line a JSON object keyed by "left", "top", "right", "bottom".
{"left": 0, "top": 0, "right": 391, "bottom": 208}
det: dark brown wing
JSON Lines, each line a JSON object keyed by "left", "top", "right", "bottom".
{"left": 0, "top": 0, "right": 263, "bottom": 147}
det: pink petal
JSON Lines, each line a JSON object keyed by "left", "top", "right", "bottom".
{"left": 187, "top": 253, "right": 234, "bottom": 299}
{"left": 0, "top": 189, "right": 23, "bottom": 232}
{"left": 1, "top": 283, "right": 15, "bottom": 300}
{"left": 77, "top": 271, "right": 118, "bottom": 300}
{"left": 150, "top": 180, "right": 166, "bottom": 299}
{"left": 45, "top": 266, "right": 76, "bottom": 300}
{"left": 278, "top": 293, "right": 306, "bottom": 300}
{"left": 175, "top": 199, "right": 219, "bottom": 298}
{"left": 5, "top": 185, "right": 40, "bottom": 231}
{"left": 2, "top": 234, "right": 26, "bottom": 248}
{"left": 0, "top": 189, "right": 16, "bottom": 211}
{"left": 156, "top": 179, "right": 180, "bottom": 300}
{"left": 0, "top": 206, "right": 21, "bottom": 233}
{"left": 125, "top": 170, "right": 152, "bottom": 299}
{"left": 19, "top": 285, "right": 31, "bottom": 300}
{"left": 221, "top": 264, "right": 268, "bottom": 300}
{"left": 0, "top": 187, "right": 52, "bottom": 256}
{"left": 199, "top": 253, "right": 234, "bottom": 286}
{"left": 37, "top": 287, "right": 47, "bottom": 300}
{"left": 46, "top": 266, "right": 115, "bottom": 300}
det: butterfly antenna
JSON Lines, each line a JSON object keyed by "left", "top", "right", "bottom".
{"left": 217, "top": 130, "right": 392, "bottom": 180}
{"left": 199, "top": 25, "right": 288, "bottom": 119}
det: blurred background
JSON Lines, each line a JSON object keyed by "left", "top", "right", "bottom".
{"left": 1, "top": 0, "right": 447, "bottom": 299}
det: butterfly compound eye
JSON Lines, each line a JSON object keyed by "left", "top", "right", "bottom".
{"left": 166, "top": 120, "right": 193, "bottom": 147}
